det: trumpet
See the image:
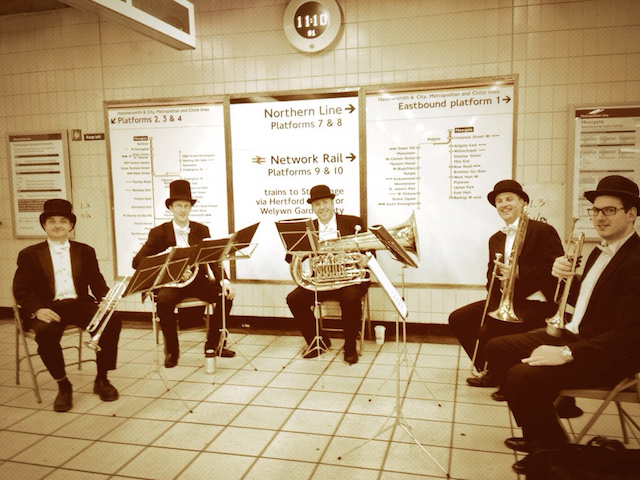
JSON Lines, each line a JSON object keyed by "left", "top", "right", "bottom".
{"left": 488, "top": 204, "right": 529, "bottom": 323}
{"left": 85, "top": 277, "right": 129, "bottom": 351}
{"left": 545, "top": 219, "right": 585, "bottom": 337}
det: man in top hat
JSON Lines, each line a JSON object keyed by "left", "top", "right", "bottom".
{"left": 132, "top": 179, "right": 235, "bottom": 368}
{"left": 486, "top": 175, "right": 640, "bottom": 474}
{"left": 286, "top": 184, "right": 370, "bottom": 365}
{"left": 448, "top": 179, "right": 567, "bottom": 402}
{"left": 13, "top": 199, "right": 121, "bottom": 412}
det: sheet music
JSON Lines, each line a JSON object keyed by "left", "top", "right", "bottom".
{"left": 366, "top": 254, "right": 408, "bottom": 319}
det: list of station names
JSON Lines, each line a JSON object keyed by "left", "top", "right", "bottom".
{"left": 230, "top": 94, "right": 360, "bottom": 281}
{"left": 366, "top": 84, "right": 515, "bottom": 285}
{"left": 108, "top": 104, "right": 227, "bottom": 277}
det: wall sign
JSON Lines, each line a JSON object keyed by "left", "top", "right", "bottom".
{"left": 283, "top": 0, "right": 342, "bottom": 52}
{"left": 8, "top": 132, "right": 71, "bottom": 238}
{"left": 106, "top": 101, "right": 228, "bottom": 278}
{"left": 571, "top": 104, "right": 640, "bottom": 240}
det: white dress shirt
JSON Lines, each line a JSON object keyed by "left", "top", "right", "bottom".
{"left": 566, "top": 232, "right": 634, "bottom": 334}
{"left": 48, "top": 239, "right": 77, "bottom": 301}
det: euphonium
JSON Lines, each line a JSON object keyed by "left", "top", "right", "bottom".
{"left": 546, "top": 220, "right": 585, "bottom": 337}
{"left": 488, "top": 204, "right": 529, "bottom": 323}
{"left": 290, "top": 212, "right": 419, "bottom": 291}
{"left": 85, "top": 276, "right": 129, "bottom": 351}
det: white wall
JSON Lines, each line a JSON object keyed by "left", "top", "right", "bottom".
{"left": 1, "top": 0, "right": 639, "bottom": 324}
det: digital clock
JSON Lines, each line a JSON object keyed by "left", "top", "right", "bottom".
{"left": 283, "top": 0, "right": 342, "bottom": 53}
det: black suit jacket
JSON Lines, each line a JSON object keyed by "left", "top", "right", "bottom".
{"left": 567, "top": 233, "right": 640, "bottom": 370}
{"left": 13, "top": 240, "right": 109, "bottom": 320}
{"left": 132, "top": 221, "right": 226, "bottom": 282}
{"left": 487, "top": 219, "right": 564, "bottom": 308}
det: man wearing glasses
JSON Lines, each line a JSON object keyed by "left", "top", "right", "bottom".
{"left": 485, "top": 175, "right": 640, "bottom": 474}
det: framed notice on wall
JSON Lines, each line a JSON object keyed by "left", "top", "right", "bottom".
{"left": 366, "top": 80, "right": 516, "bottom": 286}
{"left": 230, "top": 91, "right": 361, "bottom": 282}
{"left": 106, "top": 100, "right": 228, "bottom": 278}
{"left": 7, "top": 132, "right": 71, "bottom": 238}
{"left": 571, "top": 105, "right": 640, "bottom": 240}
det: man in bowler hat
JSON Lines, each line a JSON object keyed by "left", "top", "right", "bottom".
{"left": 133, "top": 179, "right": 235, "bottom": 368}
{"left": 286, "top": 184, "right": 369, "bottom": 365}
{"left": 13, "top": 199, "right": 121, "bottom": 412}
{"left": 486, "top": 175, "right": 640, "bottom": 474}
{"left": 448, "top": 180, "right": 567, "bottom": 403}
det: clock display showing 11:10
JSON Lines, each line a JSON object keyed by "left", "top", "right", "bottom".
{"left": 294, "top": 2, "right": 329, "bottom": 38}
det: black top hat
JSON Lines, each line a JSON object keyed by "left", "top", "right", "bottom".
{"left": 165, "top": 179, "right": 197, "bottom": 209}
{"left": 487, "top": 179, "right": 530, "bottom": 206}
{"left": 584, "top": 175, "right": 640, "bottom": 209}
{"left": 39, "top": 199, "right": 76, "bottom": 226}
{"left": 307, "top": 185, "right": 335, "bottom": 204}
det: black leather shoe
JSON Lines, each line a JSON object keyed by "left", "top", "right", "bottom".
{"left": 512, "top": 455, "right": 529, "bottom": 475}
{"left": 491, "top": 389, "right": 507, "bottom": 402}
{"left": 504, "top": 437, "right": 529, "bottom": 452}
{"left": 344, "top": 350, "right": 359, "bottom": 365}
{"left": 555, "top": 397, "right": 583, "bottom": 419}
{"left": 54, "top": 386, "right": 73, "bottom": 412}
{"left": 466, "top": 371, "right": 498, "bottom": 388}
{"left": 94, "top": 378, "right": 119, "bottom": 402}
{"left": 216, "top": 347, "right": 236, "bottom": 358}
{"left": 164, "top": 352, "right": 179, "bottom": 368}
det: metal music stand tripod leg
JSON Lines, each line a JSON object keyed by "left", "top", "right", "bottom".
{"left": 148, "top": 294, "right": 193, "bottom": 414}
{"left": 338, "top": 264, "right": 449, "bottom": 478}
{"left": 214, "top": 280, "right": 258, "bottom": 371}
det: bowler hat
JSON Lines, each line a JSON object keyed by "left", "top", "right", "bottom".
{"left": 165, "top": 179, "right": 197, "bottom": 209}
{"left": 307, "top": 185, "right": 335, "bottom": 204}
{"left": 39, "top": 199, "right": 76, "bottom": 226}
{"left": 584, "top": 175, "right": 640, "bottom": 209}
{"left": 487, "top": 179, "right": 530, "bottom": 206}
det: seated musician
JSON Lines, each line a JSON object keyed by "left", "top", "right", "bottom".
{"left": 13, "top": 199, "right": 121, "bottom": 412}
{"left": 448, "top": 180, "right": 576, "bottom": 411}
{"left": 132, "top": 179, "right": 235, "bottom": 368}
{"left": 286, "top": 184, "right": 369, "bottom": 365}
{"left": 486, "top": 175, "right": 640, "bottom": 475}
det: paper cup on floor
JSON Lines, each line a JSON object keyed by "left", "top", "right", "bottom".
{"left": 374, "top": 325, "right": 385, "bottom": 345}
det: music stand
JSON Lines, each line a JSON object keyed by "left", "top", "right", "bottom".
{"left": 276, "top": 218, "right": 333, "bottom": 363}
{"left": 201, "top": 224, "right": 260, "bottom": 371}
{"left": 125, "top": 246, "right": 203, "bottom": 413}
{"left": 338, "top": 234, "right": 449, "bottom": 478}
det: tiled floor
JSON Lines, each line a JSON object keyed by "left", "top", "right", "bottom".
{"left": 1, "top": 319, "right": 637, "bottom": 480}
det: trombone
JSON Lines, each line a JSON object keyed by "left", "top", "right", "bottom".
{"left": 470, "top": 252, "right": 502, "bottom": 375}
{"left": 545, "top": 219, "right": 585, "bottom": 337}
{"left": 85, "top": 276, "right": 129, "bottom": 351}
{"left": 488, "top": 204, "right": 529, "bottom": 323}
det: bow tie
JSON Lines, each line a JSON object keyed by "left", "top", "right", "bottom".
{"left": 51, "top": 243, "right": 70, "bottom": 254}
{"left": 500, "top": 225, "right": 517, "bottom": 235}
{"left": 597, "top": 242, "right": 614, "bottom": 256}
{"left": 175, "top": 226, "right": 190, "bottom": 235}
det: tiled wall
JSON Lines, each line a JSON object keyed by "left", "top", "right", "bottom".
{"left": 1, "top": 0, "right": 639, "bottom": 325}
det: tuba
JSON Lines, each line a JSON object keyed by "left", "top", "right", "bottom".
{"left": 85, "top": 276, "right": 129, "bottom": 351}
{"left": 488, "top": 204, "right": 529, "bottom": 323}
{"left": 546, "top": 219, "right": 584, "bottom": 337}
{"left": 290, "top": 212, "right": 419, "bottom": 291}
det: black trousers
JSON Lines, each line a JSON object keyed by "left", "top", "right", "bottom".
{"left": 486, "top": 328, "right": 631, "bottom": 445}
{"left": 29, "top": 298, "right": 121, "bottom": 380}
{"left": 448, "top": 299, "right": 555, "bottom": 371}
{"left": 286, "top": 282, "right": 369, "bottom": 352}
{"left": 155, "top": 277, "right": 232, "bottom": 354}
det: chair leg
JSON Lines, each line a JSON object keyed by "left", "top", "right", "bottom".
{"left": 16, "top": 327, "right": 42, "bottom": 403}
